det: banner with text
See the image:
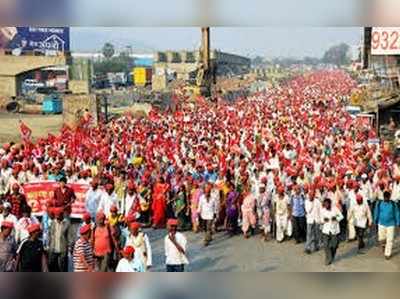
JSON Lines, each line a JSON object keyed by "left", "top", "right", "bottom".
{"left": 23, "top": 181, "right": 89, "bottom": 218}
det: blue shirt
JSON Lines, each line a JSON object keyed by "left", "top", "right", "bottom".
{"left": 290, "top": 194, "right": 306, "bottom": 217}
{"left": 374, "top": 200, "right": 400, "bottom": 227}
{"left": 85, "top": 188, "right": 103, "bottom": 219}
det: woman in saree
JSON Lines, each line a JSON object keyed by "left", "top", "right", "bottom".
{"left": 151, "top": 177, "right": 169, "bottom": 228}
{"left": 225, "top": 180, "right": 240, "bottom": 236}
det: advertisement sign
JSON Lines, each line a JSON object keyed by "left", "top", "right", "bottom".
{"left": 371, "top": 27, "right": 400, "bottom": 55}
{"left": 23, "top": 182, "right": 89, "bottom": 218}
{"left": 0, "top": 27, "right": 70, "bottom": 55}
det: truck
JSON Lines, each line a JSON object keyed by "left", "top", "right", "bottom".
{"left": 133, "top": 67, "right": 152, "bottom": 87}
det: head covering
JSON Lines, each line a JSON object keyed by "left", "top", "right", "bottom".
{"left": 105, "top": 183, "right": 114, "bottom": 191}
{"left": 53, "top": 207, "right": 64, "bottom": 217}
{"left": 82, "top": 212, "right": 92, "bottom": 222}
{"left": 129, "top": 222, "right": 141, "bottom": 230}
{"left": 127, "top": 180, "right": 136, "bottom": 190}
{"left": 27, "top": 223, "right": 41, "bottom": 234}
{"left": 2, "top": 202, "right": 11, "bottom": 209}
{"left": 167, "top": 218, "right": 178, "bottom": 227}
{"left": 1, "top": 221, "right": 14, "bottom": 229}
{"left": 80, "top": 224, "right": 92, "bottom": 235}
{"left": 122, "top": 246, "right": 135, "bottom": 256}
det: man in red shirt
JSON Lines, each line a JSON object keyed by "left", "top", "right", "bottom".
{"left": 53, "top": 177, "right": 76, "bottom": 215}
{"left": 6, "top": 183, "right": 27, "bottom": 219}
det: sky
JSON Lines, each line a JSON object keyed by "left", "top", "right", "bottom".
{"left": 71, "top": 27, "right": 362, "bottom": 59}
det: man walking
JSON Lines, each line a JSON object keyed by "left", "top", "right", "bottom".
{"left": 73, "top": 224, "right": 94, "bottom": 272}
{"left": 374, "top": 191, "right": 400, "bottom": 260}
{"left": 48, "top": 207, "right": 74, "bottom": 272}
{"left": 16, "top": 224, "right": 48, "bottom": 272}
{"left": 165, "top": 219, "right": 188, "bottom": 272}
{"left": 290, "top": 184, "right": 306, "bottom": 243}
{"left": 116, "top": 246, "right": 145, "bottom": 272}
{"left": 347, "top": 194, "right": 372, "bottom": 254}
{"left": 321, "top": 198, "right": 343, "bottom": 266}
{"left": 0, "top": 221, "right": 17, "bottom": 271}
{"left": 305, "top": 190, "right": 321, "bottom": 254}
{"left": 197, "top": 184, "right": 218, "bottom": 246}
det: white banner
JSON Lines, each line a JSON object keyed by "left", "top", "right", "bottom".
{"left": 371, "top": 27, "right": 400, "bottom": 55}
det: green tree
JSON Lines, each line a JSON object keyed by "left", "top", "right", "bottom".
{"left": 322, "top": 43, "right": 351, "bottom": 66}
{"left": 102, "top": 42, "right": 115, "bottom": 59}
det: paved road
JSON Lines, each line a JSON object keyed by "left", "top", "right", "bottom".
{"left": 146, "top": 229, "right": 400, "bottom": 272}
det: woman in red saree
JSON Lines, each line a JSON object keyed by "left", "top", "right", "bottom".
{"left": 151, "top": 177, "right": 169, "bottom": 228}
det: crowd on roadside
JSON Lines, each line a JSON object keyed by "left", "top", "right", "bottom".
{"left": 1, "top": 70, "right": 400, "bottom": 272}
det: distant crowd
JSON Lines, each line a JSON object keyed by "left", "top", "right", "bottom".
{"left": 1, "top": 70, "right": 399, "bottom": 272}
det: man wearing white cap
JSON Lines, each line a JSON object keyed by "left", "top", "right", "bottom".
{"left": 0, "top": 202, "right": 18, "bottom": 229}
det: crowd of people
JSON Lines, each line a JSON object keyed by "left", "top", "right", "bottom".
{"left": 1, "top": 70, "right": 400, "bottom": 272}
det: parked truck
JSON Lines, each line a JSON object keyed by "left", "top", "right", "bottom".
{"left": 133, "top": 67, "right": 152, "bottom": 87}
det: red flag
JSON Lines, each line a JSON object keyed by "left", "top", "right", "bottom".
{"left": 19, "top": 121, "right": 32, "bottom": 141}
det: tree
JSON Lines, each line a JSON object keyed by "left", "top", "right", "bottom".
{"left": 93, "top": 51, "right": 134, "bottom": 74}
{"left": 102, "top": 42, "right": 115, "bottom": 59}
{"left": 322, "top": 43, "right": 351, "bottom": 66}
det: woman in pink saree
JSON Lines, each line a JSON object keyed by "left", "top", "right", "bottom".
{"left": 190, "top": 181, "right": 202, "bottom": 232}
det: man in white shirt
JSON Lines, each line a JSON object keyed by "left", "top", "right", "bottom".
{"left": 0, "top": 202, "right": 18, "bottom": 229}
{"left": 116, "top": 246, "right": 145, "bottom": 273}
{"left": 347, "top": 194, "right": 372, "bottom": 254}
{"left": 123, "top": 181, "right": 138, "bottom": 217}
{"left": 97, "top": 183, "right": 118, "bottom": 217}
{"left": 321, "top": 198, "right": 343, "bottom": 266}
{"left": 165, "top": 219, "right": 189, "bottom": 272}
{"left": 304, "top": 191, "right": 321, "bottom": 254}
{"left": 197, "top": 184, "right": 218, "bottom": 246}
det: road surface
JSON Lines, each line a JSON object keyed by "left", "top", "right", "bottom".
{"left": 147, "top": 229, "right": 400, "bottom": 272}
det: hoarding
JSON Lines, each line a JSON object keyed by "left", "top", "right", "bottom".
{"left": 23, "top": 181, "right": 89, "bottom": 218}
{"left": 0, "top": 27, "right": 70, "bottom": 55}
{"left": 371, "top": 27, "right": 400, "bottom": 55}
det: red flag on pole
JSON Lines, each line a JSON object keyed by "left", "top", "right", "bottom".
{"left": 19, "top": 120, "right": 32, "bottom": 141}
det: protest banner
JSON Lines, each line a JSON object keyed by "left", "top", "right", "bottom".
{"left": 22, "top": 181, "right": 90, "bottom": 218}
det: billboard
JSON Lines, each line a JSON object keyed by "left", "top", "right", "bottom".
{"left": 0, "top": 27, "right": 70, "bottom": 55}
{"left": 371, "top": 27, "right": 400, "bottom": 55}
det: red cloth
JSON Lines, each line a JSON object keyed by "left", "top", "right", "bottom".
{"left": 151, "top": 182, "right": 168, "bottom": 228}
{"left": 52, "top": 186, "right": 76, "bottom": 214}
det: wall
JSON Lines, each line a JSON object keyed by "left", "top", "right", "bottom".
{"left": 0, "top": 75, "right": 17, "bottom": 97}
{"left": 63, "top": 94, "right": 99, "bottom": 128}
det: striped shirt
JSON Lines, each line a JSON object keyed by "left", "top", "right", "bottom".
{"left": 73, "top": 238, "right": 94, "bottom": 272}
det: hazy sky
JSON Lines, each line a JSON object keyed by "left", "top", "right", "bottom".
{"left": 71, "top": 27, "right": 362, "bottom": 58}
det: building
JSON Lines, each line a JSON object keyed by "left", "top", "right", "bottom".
{"left": 152, "top": 49, "right": 251, "bottom": 89}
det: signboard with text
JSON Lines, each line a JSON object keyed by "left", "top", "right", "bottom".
{"left": 0, "top": 27, "right": 70, "bottom": 55}
{"left": 371, "top": 27, "right": 400, "bottom": 55}
{"left": 23, "top": 181, "right": 89, "bottom": 218}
